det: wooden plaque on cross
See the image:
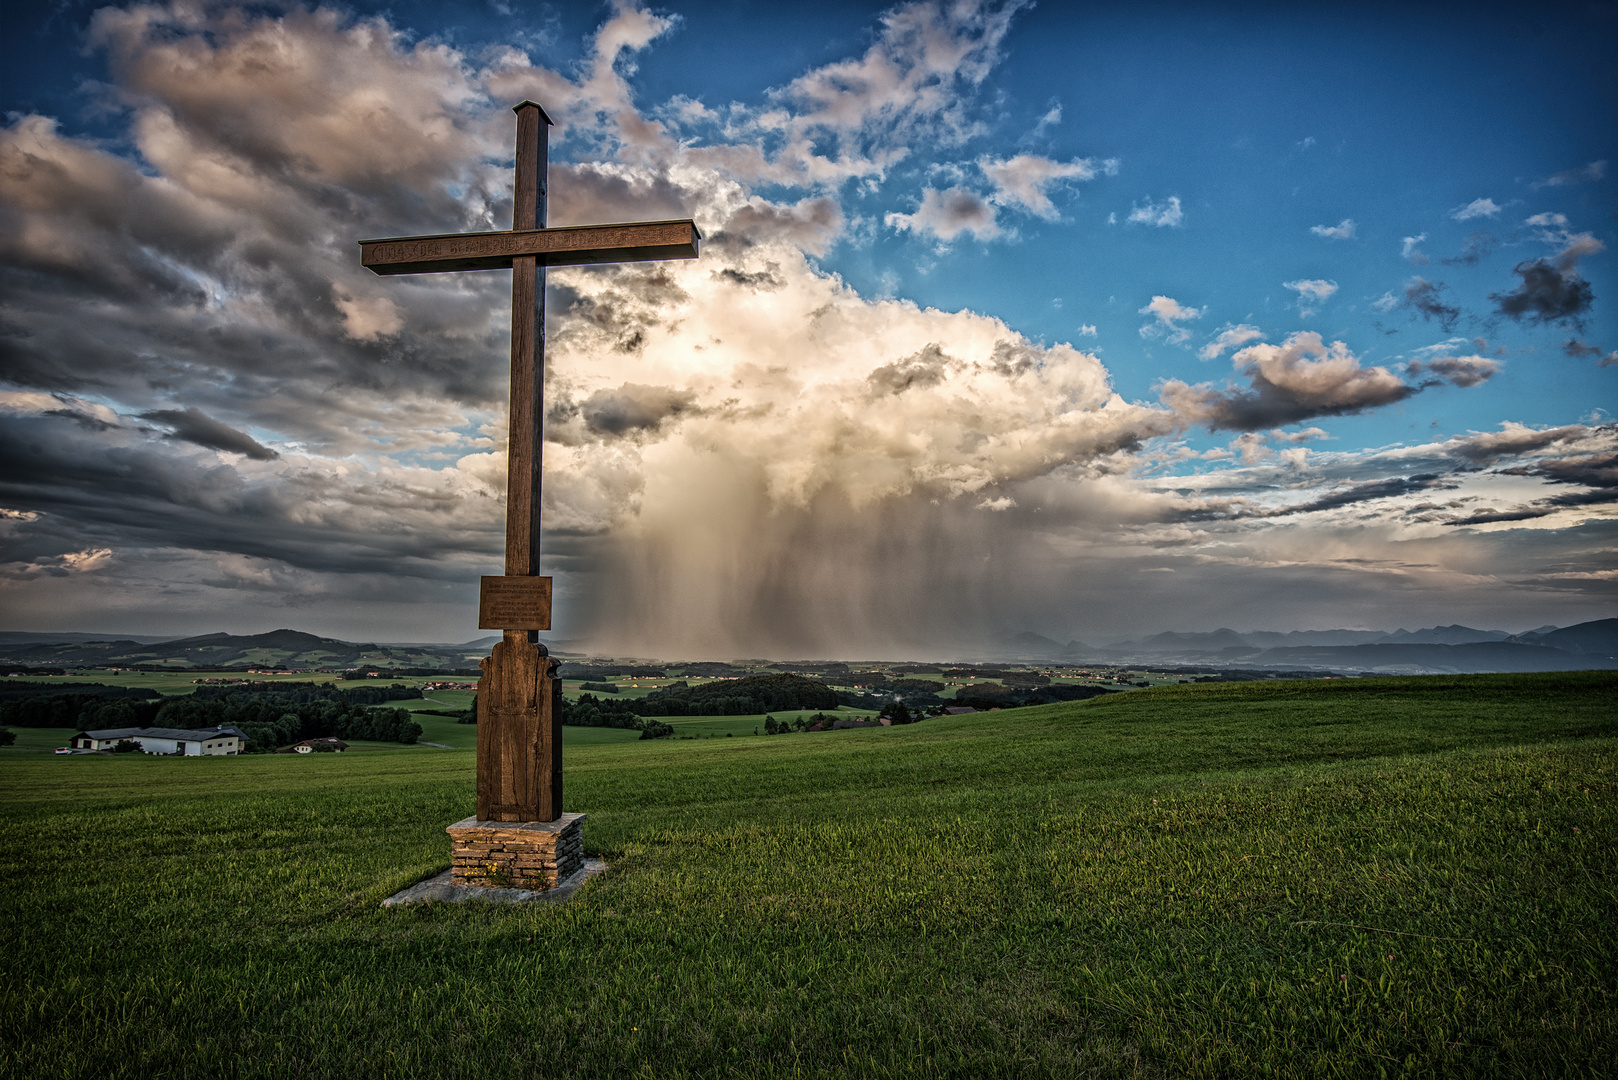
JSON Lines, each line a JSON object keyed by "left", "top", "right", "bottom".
{"left": 359, "top": 101, "right": 700, "bottom": 823}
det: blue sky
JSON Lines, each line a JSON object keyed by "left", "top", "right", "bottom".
{"left": 1, "top": 1, "right": 1614, "bottom": 653}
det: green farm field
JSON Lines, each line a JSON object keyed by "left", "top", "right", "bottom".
{"left": 3, "top": 672, "right": 1614, "bottom": 1078}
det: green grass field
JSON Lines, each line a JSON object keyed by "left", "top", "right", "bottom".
{"left": 2, "top": 672, "right": 1614, "bottom": 1078}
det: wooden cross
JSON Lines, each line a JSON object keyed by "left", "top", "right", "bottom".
{"left": 359, "top": 101, "right": 700, "bottom": 822}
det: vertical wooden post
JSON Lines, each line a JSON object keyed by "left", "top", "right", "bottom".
{"left": 359, "top": 102, "right": 700, "bottom": 849}
{"left": 478, "top": 101, "right": 562, "bottom": 823}
{"left": 506, "top": 100, "right": 548, "bottom": 583}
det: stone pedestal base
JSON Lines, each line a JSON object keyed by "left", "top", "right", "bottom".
{"left": 447, "top": 813, "right": 585, "bottom": 890}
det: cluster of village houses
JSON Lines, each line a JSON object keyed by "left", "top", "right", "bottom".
{"left": 61, "top": 727, "right": 347, "bottom": 756}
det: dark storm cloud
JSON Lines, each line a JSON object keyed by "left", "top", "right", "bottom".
{"left": 1445, "top": 505, "right": 1555, "bottom": 525}
{"left": 885, "top": 186, "right": 1001, "bottom": 242}
{"left": 708, "top": 198, "right": 844, "bottom": 256}
{"left": 868, "top": 344, "right": 955, "bottom": 395}
{"left": 44, "top": 408, "right": 117, "bottom": 432}
{"left": 1159, "top": 332, "right": 1420, "bottom": 432}
{"left": 1268, "top": 474, "right": 1453, "bottom": 516}
{"left": 1493, "top": 261, "right": 1595, "bottom": 326}
{"left": 1400, "top": 278, "right": 1462, "bottom": 331}
{"left": 1406, "top": 354, "right": 1500, "bottom": 388}
{"left": 579, "top": 384, "right": 699, "bottom": 437}
{"left": 552, "top": 264, "right": 692, "bottom": 355}
{"left": 1491, "top": 235, "right": 1602, "bottom": 329}
{"left": 1503, "top": 450, "right": 1618, "bottom": 493}
{"left": 139, "top": 408, "right": 279, "bottom": 459}
{"left": 0, "top": 411, "right": 498, "bottom": 580}
{"left": 0, "top": 98, "right": 515, "bottom": 446}
{"left": 716, "top": 265, "right": 785, "bottom": 290}
{"left": 547, "top": 163, "right": 693, "bottom": 229}
{"left": 1447, "top": 423, "right": 1592, "bottom": 464}
{"left": 1562, "top": 339, "right": 1618, "bottom": 366}
{"left": 1442, "top": 231, "right": 1496, "bottom": 267}
{"left": 1443, "top": 443, "right": 1618, "bottom": 526}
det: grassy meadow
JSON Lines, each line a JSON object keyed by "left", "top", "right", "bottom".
{"left": 2, "top": 672, "right": 1614, "bottom": 1078}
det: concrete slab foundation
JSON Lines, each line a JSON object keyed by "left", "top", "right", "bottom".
{"left": 382, "top": 857, "right": 605, "bottom": 907}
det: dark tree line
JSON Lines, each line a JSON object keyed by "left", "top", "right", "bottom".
{"left": 631, "top": 674, "right": 838, "bottom": 716}
{"left": 0, "top": 683, "right": 160, "bottom": 726}
{"left": 0, "top": 682, "right": 421, "bottom": 749}
{"left": 191, "top": 681, "right": 421, "bottom": 705}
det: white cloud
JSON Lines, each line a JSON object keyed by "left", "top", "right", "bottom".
{"left": 1029, "top": 101, "right": 1062, "bottom": 138}
{"left": 1401, "top": 234, "right": 1429, "bottom": 265}
{"left": 1273, "top": 427, "right": 1328, "bottom": 443}
{"left": 1077, "top": 324, "right": 1098, "bottom": 337}
{"left": 885, "top": 186, "right": 1000, "bottom": 241}
{"left": 1127, "top": 195, "right": 1183, "bottom": 227}
{"left": 1524, "top": 211, "right": 1573, "bottom": 244}
{"left": 1310, "top": 218, "right": 1356, "bottom": 240}
{"left": 333, "top": 288, "right": 403, "bottom": 341}
{"left": 1231, "top": 432, "right": 1275, "bottom": 464}
{"left": 1199, "top": 324, "right": 1265, "bottom": 360}
{"left": 1282, "top": 278, "right": 1339, "bottom": 316}
{"left": 978, "top": 153, "right": 1115, "bottom": 218}
{"left": 1532, "top": 160, "right": 1606, "bottom": 189}
{"left": 1138, "top": 295, "right": 1204, "bottom": 344}
{"left": 1450, "top": 198, "right": 1502, "bottom": 221}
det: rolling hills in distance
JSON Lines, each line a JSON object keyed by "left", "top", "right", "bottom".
{"left": 989, "top": 618, "right": 1618, "bottom": 672}
{"left": 0, "top": 618, "right": 1613, "bottom": 675}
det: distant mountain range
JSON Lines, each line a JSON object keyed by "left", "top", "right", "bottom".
{"left": 992, "top": 620, "right": 1618, "bottom": 673}
{"left": 1, "top": 619, "right": 1613, "bottom": 675}
{"left": 0, "top": 628, "right": 500, "bottom": 672}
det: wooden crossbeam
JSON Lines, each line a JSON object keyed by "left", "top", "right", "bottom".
{"left": 360, "top": 219, "right": 700, "bottom": 276}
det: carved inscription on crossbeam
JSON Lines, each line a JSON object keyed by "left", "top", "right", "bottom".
{"left": 360, "top": 220, "right": 700, "bottom": 276}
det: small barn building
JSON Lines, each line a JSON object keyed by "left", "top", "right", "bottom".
{"left": 70, "top": 726, "right": 246, "bottom": 755}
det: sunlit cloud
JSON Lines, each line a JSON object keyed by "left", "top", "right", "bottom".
{"left": 1450, "top": 197, "right": 1502, "bottom": 221}
{"left": 1127, "top": 195, "right": 1183, "bottom": 227}
{"left": 1310, "top": 218, "right": 1355, "bottom": 240}
{"left": 1282, "top": 278, "right": 1338, "bottom": 316}
{"left": 1138, "top": 295, "right": 1204, "bottom": 344}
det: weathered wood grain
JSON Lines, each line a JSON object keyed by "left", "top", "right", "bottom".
{"left": 512, "top": 100, "right": 547, "bottom": 234}
{"left": 358, "top": 220, "right": 700, "bottom": 275}
{"left": 474, "top": 632, "right": 561, "bottom": 822}
{"left": 507, "top": 253, "right": 542, "bottom": 577}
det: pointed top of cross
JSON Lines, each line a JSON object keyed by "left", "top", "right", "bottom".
{"left": 512, "top": 100, "right": 555, "bottom": 124}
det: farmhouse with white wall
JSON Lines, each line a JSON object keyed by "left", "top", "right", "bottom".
{"left": 70, "top": 727, "right": 246, "bottom": 755}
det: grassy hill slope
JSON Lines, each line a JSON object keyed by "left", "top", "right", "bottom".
{"left": 2, "top": 672, "right": 1614, "bottom": 1078}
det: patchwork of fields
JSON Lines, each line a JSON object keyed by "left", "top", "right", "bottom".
{"left": 3, "top": 672, "right": 1614, "bottom": 1078}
